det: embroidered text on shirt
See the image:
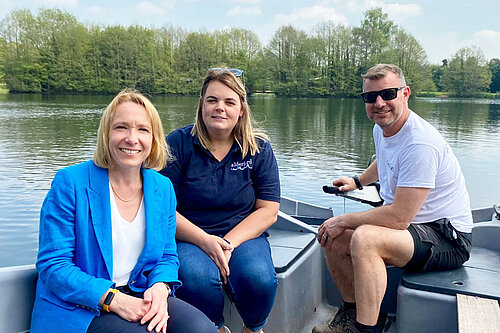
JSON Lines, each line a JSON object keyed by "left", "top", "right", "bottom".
{"left": 230, "top": 159, "right": 253, "bottom": 171}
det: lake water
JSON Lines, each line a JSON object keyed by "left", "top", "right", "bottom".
{"left": 1, "top": 94, "right": 499, "bottom": 268}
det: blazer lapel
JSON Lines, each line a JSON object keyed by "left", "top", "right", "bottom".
{"left": 134, "top": 169, "right": 161, "bottom": 271}
{"left": 87, "top": 162, "right": 113, "bottom": 279}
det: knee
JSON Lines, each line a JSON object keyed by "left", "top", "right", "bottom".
{"left": 350, "top": 225, "right": 379, "bottom": 257}
{"left": 180, "top": 315, "right": 218, "bottom": 333}
{"left": 178, "top": 262, "right": 220, "bottom": 295}
{"left": 233, "top": 265, "right": 277, "bottom": 295}
{"left": 323, "top": 234, "right": 351, "bottom": 260}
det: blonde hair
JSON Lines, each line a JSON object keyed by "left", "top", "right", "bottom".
{"left": 191, "top": 68, "right": 267, "bottom": 158}
{"left": 93, "top": 88, "right": 172, "bottom": 171}
{"left": 362, "top": 64, "right": 406, "bottom": 90}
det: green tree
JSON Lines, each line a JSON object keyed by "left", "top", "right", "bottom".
{"left": 267, "top": 25, "right": 311, "bottom": 96}
{"left": 0, "top": 9, "right": 42, "bottom": 92}
{"left": 313, "top": 22, "right": 359, "bottom": 96}
{"left": 430, "top": 60, "right": 449, "bottom": 92}
{"left": 353, "top": 8, "right": 395, "bottom": 67}
{"left": 35, "top": 8, "right": 92, "bottom": 93}
{"left": 384, "top": 27, "right": 434, "bottom": 93}
{"left": 0, "top": 7, "right": 444, "bottom": 97}
{"left": 442, "top": 46, "right": 492, "bottom": 96}
{"left": 489, "top": 58, "right": 500, "bottom": 93}
{"left": 0, "top": 37, "right": 6, "bottom": 82}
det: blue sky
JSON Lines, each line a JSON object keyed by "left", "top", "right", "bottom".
{"left": 1, "top": 0, "right": 499, "bottom": 64}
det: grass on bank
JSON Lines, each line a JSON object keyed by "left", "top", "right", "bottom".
{"left": 416, "top": 91, "right": 500, "bottom": 99}
{"left": 0, "top": 82, "right": 8, "bottom": 94}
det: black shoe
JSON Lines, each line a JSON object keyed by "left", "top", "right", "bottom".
{"left": 312, "top": 305, "right": 356, "bottom": 333}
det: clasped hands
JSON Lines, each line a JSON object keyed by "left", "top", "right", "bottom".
{"left": 199, "top": 234, "right": 234, "bottom": 284}
{"left": 110, "top": 282, "right": 170, "bottom": 333}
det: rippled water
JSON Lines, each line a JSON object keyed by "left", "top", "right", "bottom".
{"left": 1, "top": 94, "right": 499, "bottom": 267}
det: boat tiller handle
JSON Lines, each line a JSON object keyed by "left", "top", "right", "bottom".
{"left": 322, "top": 185, "right": 343, "bottom": 195}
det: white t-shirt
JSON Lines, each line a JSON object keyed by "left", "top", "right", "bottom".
{"left": 374, "top": 111, "right": 473, "bottom": 233}
{"left": 109, "top": 183, "right": 146, "bottom": 286}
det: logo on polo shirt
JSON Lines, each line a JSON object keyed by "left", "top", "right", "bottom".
{"left": 230, "top": 159, "right": 253, "bottom": 171}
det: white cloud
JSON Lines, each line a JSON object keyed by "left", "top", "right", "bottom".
{"left": 275, "top": 5, "right": 349, "bottom": 29}
{"left": 227, "top": 6, "right": 261, "bottom": 16}
{"left": 473, "top": 29, "right": 500, "bottom": 60}
{"left": 135, "top": 1, "right": 167, "bottom": 16}
{"left": 39, "top": 0, "right": 78, "bottom": 7}
{"left": 382, "top": 3, "right": 421, "bottom": 20}
{"left": 86, "top": 5, "right": 104, "bottom": 16}
{"left": 474, "top": 29, "right": 500, "bottom": 41}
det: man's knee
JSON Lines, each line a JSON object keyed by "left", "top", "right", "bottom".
{"left": 350, "top": 225, "right": 380, "bottom": 256}
{"left": 323, "top": 231, "right": 352, "bottom": 259}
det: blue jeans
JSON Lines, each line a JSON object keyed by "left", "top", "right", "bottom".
{"left": 176, "top": 234, "right": 278, "bottom": 332}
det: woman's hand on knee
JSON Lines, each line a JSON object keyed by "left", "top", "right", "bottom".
{"left": 141, "top": 283, "right": 170, "bottom": 333}
{"left": 199, "top": 234, "right": 233, "bottom": 283}
{"left": 110, "top": 292, "right": 151, "bottom": 322}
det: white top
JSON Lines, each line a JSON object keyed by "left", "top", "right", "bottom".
{"left": 109, "top": 183, "right": 146, "bottom": 286}
{"left": 374, "top": 111, "right": 473, "bottom": 233}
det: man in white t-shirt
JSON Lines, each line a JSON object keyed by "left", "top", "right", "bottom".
{"left": 313, "top": 64, "right": 473, "bottom": 333}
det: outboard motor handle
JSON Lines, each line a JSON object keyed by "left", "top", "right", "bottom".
{"left": 322, "top": 185, "right": 343, "bottom": 195}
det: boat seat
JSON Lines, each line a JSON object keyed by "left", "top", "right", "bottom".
{"left": 397, "top": 221, "right": 500, "bottom": 333}
{"left": 401, "top": 246, "right": 500, "bottom": 300}
{"left": 268, "top": 229, "right": 316, "bottom": 273}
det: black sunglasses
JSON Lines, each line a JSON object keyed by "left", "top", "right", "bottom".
{"left": 361, "top": 86, "right": 405, "bottom": 103}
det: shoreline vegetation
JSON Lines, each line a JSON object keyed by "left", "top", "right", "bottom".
{"left": 3, "top": 87, "right": 499, "bottom": 100}
{"left": 415, "top": 92, "right": 500, "bottom": 99}
{"left": 0, "top": 8, "right": 499, "bottom": 98}
{"left": 0, "top": 83, "right": 8, "bottom": 95}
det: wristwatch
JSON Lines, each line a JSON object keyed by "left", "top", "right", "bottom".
{"left": 102, "top": 289, "right": 118, "bottom": 312}
{"left": 352, "top": 176, "right": 363, "bottom": 190}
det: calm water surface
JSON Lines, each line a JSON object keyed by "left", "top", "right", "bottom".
{"left": 1, "top": 94, "right": 499, "bottom": 267}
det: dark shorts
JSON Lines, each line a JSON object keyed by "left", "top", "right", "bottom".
{"left": 404, "top": 218, "right": 472, "bottom": 272}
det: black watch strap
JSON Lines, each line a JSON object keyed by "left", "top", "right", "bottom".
{"left": 352, "top": 176, "right": 363, "bottom": 190}
{"left": 103, "top": 289, "right": 118, "bottom": 312}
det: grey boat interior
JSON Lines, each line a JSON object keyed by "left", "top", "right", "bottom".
{"left": 1, "top": 195, "right": 499, "bottom": 333}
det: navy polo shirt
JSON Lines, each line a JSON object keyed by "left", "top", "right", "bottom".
{"left": 160, "top": 125, "right": 281, "bottom": 235}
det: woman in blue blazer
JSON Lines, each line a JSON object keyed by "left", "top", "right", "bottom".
{"left": 30, "top": 89, "right": 217, "bottom": 333}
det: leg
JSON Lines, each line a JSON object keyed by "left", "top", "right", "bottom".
{"left": 350, "top": 225, "right": 414, "bottom": 326}
{"left": 323, "top": 229, "right": 356, "bottom": 302}
{"left": 87, "top": 312, "right": 150, "bottom": 333}
{"left": 313, "top": 230, "right": 356, "bottom": 333}
{"left": 166, "top": 296, "right": 218, "bottom": 333}
{"left": 228, "top": 235, "right": 278, "bottom": 333}
{"left": 175, "top": 241, "right": 225, "bottom": 328}
{"left": 87, "top": 296, "right": 217, "bottom": 333}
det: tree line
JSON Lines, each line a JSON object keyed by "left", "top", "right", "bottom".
{"left": 0, "top": 8, "right": 499, "bottom": 97}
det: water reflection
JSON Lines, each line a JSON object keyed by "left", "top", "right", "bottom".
{"left": 0, "top": 94, "right": 499, "bottom": 267}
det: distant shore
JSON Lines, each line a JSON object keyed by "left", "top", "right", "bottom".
{"left": 415, "top": 91, "right": 500, "bottom": 99}
{"left": 1, "top": 87, "right": 498, "bottom": 100}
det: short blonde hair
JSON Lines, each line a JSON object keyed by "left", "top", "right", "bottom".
{"left": 191, "top": 68, "right": 267, "bottom": 158}
{"left": 93, "top": 88, "right": 172, "bottom": 170}
{"left": 362, "top": 64, "right": 406, "bottom": 90}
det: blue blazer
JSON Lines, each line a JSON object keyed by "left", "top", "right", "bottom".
{"left": 30, "top": 160, "right": 180, "bottom": 332}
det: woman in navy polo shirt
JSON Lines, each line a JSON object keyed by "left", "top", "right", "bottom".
{"left": 160, "top": 68, "right": 280, "bottom": 333}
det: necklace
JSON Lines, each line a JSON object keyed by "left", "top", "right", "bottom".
{"left": 109, "top": 181, "right": 142, "bottom": 202}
